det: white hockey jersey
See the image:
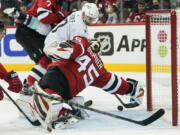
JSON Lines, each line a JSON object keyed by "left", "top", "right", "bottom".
{"left": 44, "top": 11, "right": 89, "bottom": 46}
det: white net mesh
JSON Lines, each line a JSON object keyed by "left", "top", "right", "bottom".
{"left": 147, "top": 10, "right": 180, "bottom": 125}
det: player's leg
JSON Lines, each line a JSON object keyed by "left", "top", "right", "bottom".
{"left": 15, "top": 24, "right": 52, "bottom": 90}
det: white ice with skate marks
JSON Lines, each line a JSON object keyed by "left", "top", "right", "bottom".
{"left": 0, "top": 72, "right": 179, "bottom": 135}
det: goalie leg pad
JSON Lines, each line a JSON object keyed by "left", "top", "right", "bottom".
{"left": 31, "top": 82, "right": 78, "bottom": 129}
{"left": 16, "top": 95, "right": 37, "bottom": 121}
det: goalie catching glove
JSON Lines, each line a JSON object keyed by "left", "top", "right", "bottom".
{"left": 126, "top": 78, "right": 144, "bottom": 106}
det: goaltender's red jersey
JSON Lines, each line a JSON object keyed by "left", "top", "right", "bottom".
{"left": 48, "top": 36, "right": 114, "bottom": 97}
{"left": 26, "top": 0, "right": 68, "bottom": 24}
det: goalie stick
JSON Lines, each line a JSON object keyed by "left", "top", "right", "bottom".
{"left": 0, "top": 85, "right": 41, "bottom": 126}
{"left": 25, "top": 89, "right": 165, "bottom": 126}
{"left": 115, "top": 94, "right": 139, "bottom": 108}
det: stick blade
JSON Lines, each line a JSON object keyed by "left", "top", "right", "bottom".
{"left": 139, "top": 109, "right": 165, "bottom": 126}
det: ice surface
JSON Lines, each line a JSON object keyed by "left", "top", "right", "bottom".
{"left": 0, "top": 72, "right": 179, "bottom": 135}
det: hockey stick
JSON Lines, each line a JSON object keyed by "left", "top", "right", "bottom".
{"left": 0, "top": 85, "right": 41, "bottom": 126}
{"left": 115, "top": 94, "right": 139, "bottom": 108}
{"left": 30, "top": 104, "right": 52, "bottom": 132}
{"left": 25, "top": 89, "right": 165, "bottom": 126}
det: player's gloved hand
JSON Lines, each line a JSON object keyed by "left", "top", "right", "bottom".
{"left": 0, "top": 90, "right": 4, "bottom": 100}
{"left": 89, "top": 39, "right": 101, "bottom": 54}
{"left": 3, "top": 7, "right": 20, "bottom": 18}
{"left": 4, "top": 71, "right": 22, "bottom": 93}
{"left": 126, "top": 78, "right": 144, "bottom": 106}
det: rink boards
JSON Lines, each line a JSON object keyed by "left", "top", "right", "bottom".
{"left": 0, "top": 23, "right": 174, "bottom": 72}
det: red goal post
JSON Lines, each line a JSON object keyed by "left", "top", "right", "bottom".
{"left": 145, "top": 9, "right": 180, "bottom": 126}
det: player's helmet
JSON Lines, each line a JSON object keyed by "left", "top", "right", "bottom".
{"left": 82, "top": 3, "right": 99, "bottom": 24}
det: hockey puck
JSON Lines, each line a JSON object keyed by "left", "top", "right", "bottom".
{"left": 117, "top": 105, "right": 123, "bottom": 111}
{"left": 84, "top": 100, "right": 93, "bottom": 107}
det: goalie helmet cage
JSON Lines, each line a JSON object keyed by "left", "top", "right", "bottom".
{"left": 145, "top": 9, "right": 180, "bottom": 126}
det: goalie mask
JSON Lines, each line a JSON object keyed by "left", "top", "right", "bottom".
{"left": 89, "top": 39, "right": 102, "bottom": 54}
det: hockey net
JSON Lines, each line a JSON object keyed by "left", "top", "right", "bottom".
{"left": 146, "top": 9, "right": 180, "bottom": 126}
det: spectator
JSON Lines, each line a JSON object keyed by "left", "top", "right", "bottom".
{"left": 102, "top": 0, "right": 117, "bottom": 7}
{"left": 62, "top": 0, "right": 79, "bottom": 13}
{"left": 96, "top": 0, "right": 108, "bottom": 23}
{"left": 114, "top": 0, "right": 123, "bottom": 22}
{"left": 123, "top": 0, "right": 138, "bottom": 20}
{"left": 0, "top": 0, "right": 20, "bottom": 10}
{"left": 105, "top": 4, "right": 118, "bottom": 24}
{"left": 170, "top": 0, "right": 179, "bottom": 9}
{"left": 148, "top": 0, "right": 160, "bottom": 10}
{"left": 19, "top": 2, "right": 28, "bottom": 13}
{"left": 126, "top": 0, "right": 147, "bottom": 23}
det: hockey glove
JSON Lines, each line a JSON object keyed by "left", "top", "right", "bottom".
{"left": 126, "top": 78, "right": 144, "bottom": 106}
{"left": 4, "top": 71, "right": 22, "bottom": 93}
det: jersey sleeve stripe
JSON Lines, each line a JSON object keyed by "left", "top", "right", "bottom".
{"left": 102, "top": 74, "right": 122, "bottom": 94}
{"left": 101, "top": 73, "right": 115, "bottom": 89}
{"left": 37, "top": 8, "right": 52, "bottom": 21}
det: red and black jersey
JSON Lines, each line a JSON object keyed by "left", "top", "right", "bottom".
{"left": 48, "top": 36, "right": 130, "bottom": 97}
{"left": 26, "top": 0, "right": 68, "bottom": 24}
{"left": 126, "top": 11, "right": 146, "bottom": 22}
